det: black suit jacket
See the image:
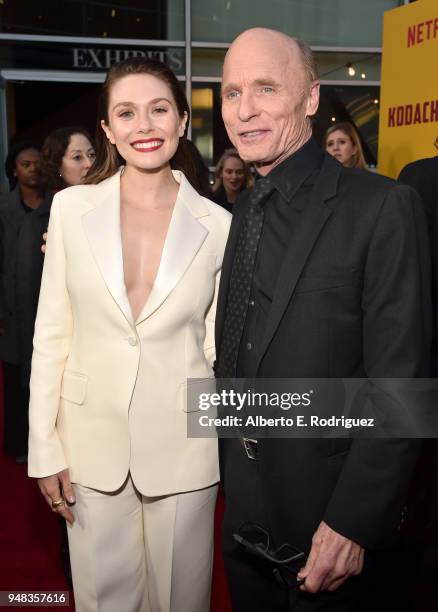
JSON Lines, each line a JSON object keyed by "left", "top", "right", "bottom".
{"left": 398, "top": 156, "right": 438, "bottom": 342}
{"left": 0, "top": 188, "right": 52, "bottom": 371}
{"left": 216, "top": 153, "right": 432, "bottom": 553}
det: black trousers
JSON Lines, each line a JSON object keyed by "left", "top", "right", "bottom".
{"left": 2, "top": 361, "right": 29, "bottom": 457}
{"left": 221, "top": 438, "right": 395, "bottom": 612}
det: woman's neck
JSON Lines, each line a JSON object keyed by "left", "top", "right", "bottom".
{"left": 224, "top": 186, "right": 240, "bottom": 204}
{"left": 19, "top": 184, "right": 43, "bottom": 209}
{"left": 121, "top": 164, "right": 178, "bottom": 210}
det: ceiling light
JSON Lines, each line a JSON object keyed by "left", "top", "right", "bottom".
{"left": 361, "top": 73, "right": 366, "bottom": 79}
{"left": 331, "top": 117, "right": 336, "bottom": 122}
{"left": 347, "top": 64, "right": 355, "bottom": 77}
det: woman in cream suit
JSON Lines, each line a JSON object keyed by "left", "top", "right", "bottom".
{"left": 28, "top": 58, "right": 230, "bottom": 612}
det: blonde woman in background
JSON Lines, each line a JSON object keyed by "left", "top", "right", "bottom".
{"left": 211, "top": 148, "right": 253, "bottom": 212}
{"left": 324, "top": 122, "right": 367, "bottom": 170}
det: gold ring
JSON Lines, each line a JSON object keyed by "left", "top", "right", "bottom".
{"left": 51, "top": 498, "right": 65, "bottom": 509}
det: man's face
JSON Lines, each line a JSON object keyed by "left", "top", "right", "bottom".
{"left": 221, "top": 37, "right": 319, "bottom": 174}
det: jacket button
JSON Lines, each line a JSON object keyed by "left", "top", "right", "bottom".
{"left": 127, "top": 337, "right": 138, "bottom": 346}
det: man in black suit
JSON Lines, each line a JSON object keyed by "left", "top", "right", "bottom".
{"left": 397, "top": 154, "right": 438, "bottom": 611}
{"left": 399, "top": 155, "right": 438, "bottom": 358}
{"left": 0, "top": 142, "right": 51, "bottom": 461}
{"left": 215, "top": 28, "right": 432, "bottom": 611}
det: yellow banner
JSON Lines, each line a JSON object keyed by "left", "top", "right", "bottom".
{"left": 378, "top": 0, "right": 438, "bottom": 178}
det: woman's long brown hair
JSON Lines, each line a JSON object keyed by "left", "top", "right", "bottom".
{"left": 85, "top": 57, "right": 197, "bottom": 188}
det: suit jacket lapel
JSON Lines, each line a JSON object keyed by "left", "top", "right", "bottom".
{"left": 82, "top": 170, "right": 211, "bottom": 326}
{"left": 82, "top": 170, "right": 134, "bottom": 325}
{"left": 256, "top": 154, "right": 341, "bottom": 367}
{"left": 136, "top": 171, "right": 209, "bottom": 324}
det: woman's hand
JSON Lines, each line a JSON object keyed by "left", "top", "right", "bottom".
{"left": 37, "top": 469, "right": 75, "bottom": 524}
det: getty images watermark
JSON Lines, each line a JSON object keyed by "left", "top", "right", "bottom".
{"left": 184, "top": 378, "right": 438, "bottom": 438}
{"left": 197, "top": 387, "right": 374, "bottom": 430}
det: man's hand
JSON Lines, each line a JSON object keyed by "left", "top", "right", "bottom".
{"left": 37, "top": 469, "right": 75, "bottom": 525}
{"left": 297, "top": 521, "right": 364, "bottom": 593}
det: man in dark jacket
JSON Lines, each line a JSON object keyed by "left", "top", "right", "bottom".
{"left": 0, "top": 142, "right": 51, "bottom": 461}
{"left": 215, "top": 28, "right": 431, "bottom": 611}
{"left": 397, "top": 153, "right": 438, "bottom": 611}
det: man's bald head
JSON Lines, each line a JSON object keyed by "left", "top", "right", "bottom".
{"left": 221, "top": 28, "right": 320, "bottom": 174}
{"left": 224, "top": 28, "right": 318, "bottom": 92}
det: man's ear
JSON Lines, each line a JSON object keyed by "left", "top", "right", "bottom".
{"left": 101, "top": 120, "right": 115, "bottom": 145}
{"left": 306, "top": 81, "right": 320, "bottom": 119}
{"left": 178, "top": 111, "right": 189, "bottom": 138}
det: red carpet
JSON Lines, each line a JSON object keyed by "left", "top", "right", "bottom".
{"left": 0, "top": 364, "right": 231, "bottom": 611}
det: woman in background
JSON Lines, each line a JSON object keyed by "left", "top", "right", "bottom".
{"left": 211, "top": 148, "right": 253, "bottom": 212}
{"left": 41, "top": 127, "right": 95, "bottom": 192}
{"left": 324, "top": 122, "right": 367, "bottom": 169}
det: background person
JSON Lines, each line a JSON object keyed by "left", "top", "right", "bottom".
{"left": 28, "top": 57, "right": 230, "bottom": 612}
{"left": 41, "top": 126, "right": 95, "bottom": 192}
{"left": 211, "top": 148, "right": 253, "bottom": 213}
{"left": 0, "top": 142, "right": 50, "bottom": 462}
{"left": 324, "top": 121, "right": 367, "bottom": 169}
{"left": 397, "top": 149, "right": 438, "bottom": 612}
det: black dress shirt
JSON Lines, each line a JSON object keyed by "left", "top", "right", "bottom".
{"left": 21, "top": 200, "right": 34, "bottom": 214}
{"left": 237, "top": 138, "right": 324, "bottom": 377}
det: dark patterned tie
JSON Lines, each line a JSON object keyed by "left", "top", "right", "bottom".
{"left": 217, "top": 177, "right": 274, "bottom": 378}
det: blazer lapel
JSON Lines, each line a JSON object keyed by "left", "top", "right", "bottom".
{"left": 82, "top": 171, "right": 134, "bottom": 325}
{"left": 135, "top": 171, "right": 209, "bottom": 323}
{"left": 256, "top": 155, "right": 341, "bottom": 366}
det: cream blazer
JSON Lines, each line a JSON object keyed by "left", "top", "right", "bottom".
{"left": 28, "top": 169, "right": 231, "bottom": 496}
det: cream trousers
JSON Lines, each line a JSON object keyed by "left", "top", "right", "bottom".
{"left": 66, "top": 476, "right": 218, "bottom": 612}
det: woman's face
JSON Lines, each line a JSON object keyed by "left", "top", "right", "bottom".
{"left": 60, "top": 134, "right": 95, "bottom": 186}
{"left": 221, "top": 156, "right": 246, "bottom": 194}
{"left": 102, "top": 73, "right": 187, "bottom": 173}
{"left": 325, "top": 129, "right": 357, "bottom": 167}
{"left": 14, "top": 148, "right": 42, "bottom": 189}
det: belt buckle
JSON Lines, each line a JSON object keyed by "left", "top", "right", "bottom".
{"left": 243, "top": 437, "right": 258, "bottom": 460}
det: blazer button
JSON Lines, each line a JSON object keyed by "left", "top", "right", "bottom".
{"left": 127, "top": 337, "right": 138, "bottom": 346}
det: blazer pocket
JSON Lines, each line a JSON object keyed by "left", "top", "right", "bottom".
{"left": 61, "top": 371, "right": 88, "bottom": 405}
{"left": 295, "top": 270, "right": 359, "bottom": 294}
{"left": 180, "top": 377, "right": 216, "bottom": 413}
